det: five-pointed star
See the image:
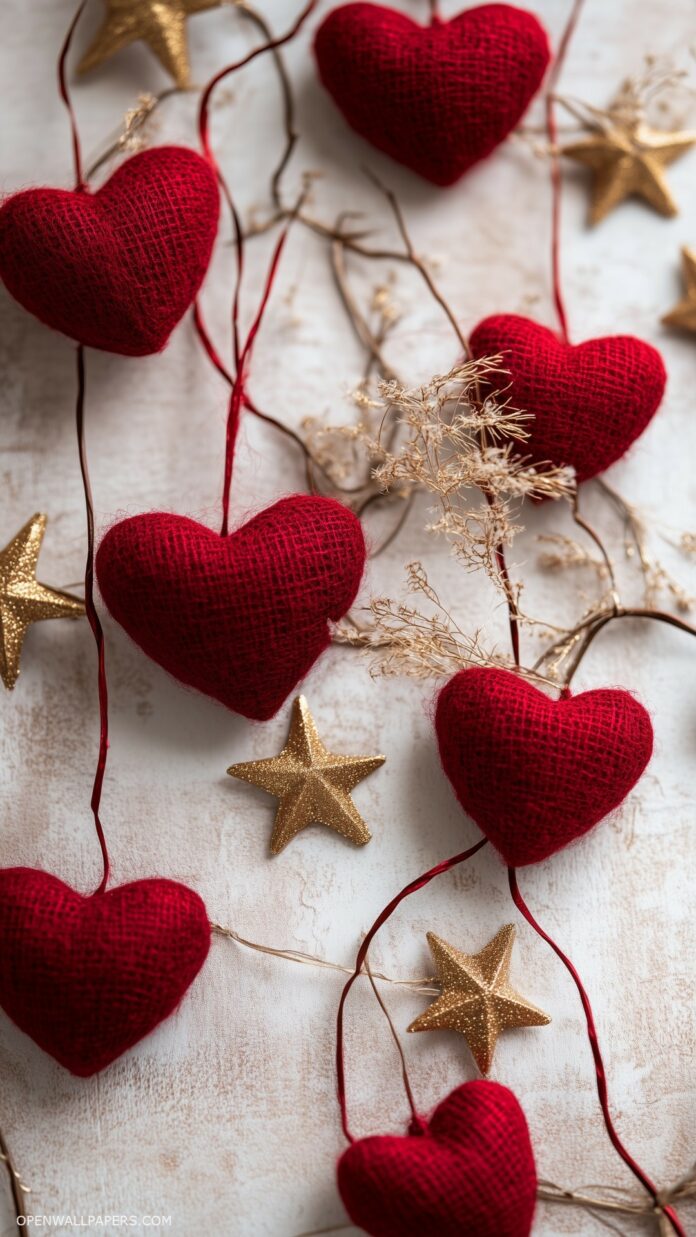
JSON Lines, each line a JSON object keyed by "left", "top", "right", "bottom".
{"left": 562, "top": 121, "right": 696, "bottom": 224}
{"left": 227, "top": 695, "right": 385, "bottom": 854}
{"left": 0, "top": 514, "right": 85, "bottom": 691}
{"left": 77, "top": 0, "right": 222, "bottom": 88}
{"left": 408, "top": 926, "right": 550, "bottom": 1074}
{"left": 663, "top": 247, "right": 696, "bottom": 335}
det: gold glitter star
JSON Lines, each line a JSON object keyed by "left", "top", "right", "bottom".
{"left": 408, "top": 926, "right": 550, "bottom": 1074}
{"left": 0, "top": 514, "right": 85, "bottom": 691}
{"left": 562, "top": 121, "right": 696, "bottom": 224}
{"left": 227, "top": 695, "right": 385, "bottom": 854}
{"left": 77, "top": 0, "right": 222, "bottom": 89}
{"left": 662, "top": 247, "right": 696, "bottom": 336}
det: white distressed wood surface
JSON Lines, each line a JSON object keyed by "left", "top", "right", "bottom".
{"left": 0, "top": 1, "right": 694, "bottom": 1234}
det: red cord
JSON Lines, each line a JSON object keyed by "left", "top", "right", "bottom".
{"left": 198, "top": 0, "right": 318, "bottom": 168}
{"left": 508, "top": 868, "right": 686, "bottom": 1237}
{"left": 58, "top": 0, "right": 88, "bottom": 191}
{"left": 195, "top": 1, "right": 317, "bottom": 534}
{"left": 336, "top": 837, "right": 488, "bottom": 1143}
{"left": 75, "top": 347, "right": 111, "bottom": 896}
{"left": 545, "top": 0, "right": 587, "bottom": 344}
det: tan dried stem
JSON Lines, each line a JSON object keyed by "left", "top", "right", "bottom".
{"left": 85, "top": 88, "right": 182, "bottom": 181}
{"left": 596, "top": 479, "right": 694, "bottom": 613}
{"left": 0, "top": 1125, "right": 29, "bottom": 1226}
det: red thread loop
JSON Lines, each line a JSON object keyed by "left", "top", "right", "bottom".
{"left": 407, "top": 1115, "right": 430, "bottom": 1138}
{"left": 508, "top": 868, "right": 686, "bottom": 1237}
{"left": 336, "top": 837, "right": 488, "bottom": 1143}
{"left": 58, "top": 1, "right": 88, "bottom": 191}
{"left": 75, "top": 347, "right": 111, "bottom": 896}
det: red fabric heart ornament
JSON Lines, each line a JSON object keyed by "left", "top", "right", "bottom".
{"left": 469, "top": 315, "right": 667, "bottom": 482}
{"left": 338, "top": 1080, "right": 536, "bottom": 1237}
{"left": 0, "top": 868, "right": 210, "bottom": 1076}
{"left": 314, "top": 3, "right": 550, "bottom": 186}
{"left": 96, "top": 495, "right": 366, "bottom": 721}
{"left": 436, "top": 668, "right": 653, "bottom": 866}
{"left": 0, "top": 146, "right": 219, "bottom": 356}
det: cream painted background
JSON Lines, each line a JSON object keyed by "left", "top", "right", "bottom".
{"left": 0, "top": 1, "right": 694, "bottom": 1234}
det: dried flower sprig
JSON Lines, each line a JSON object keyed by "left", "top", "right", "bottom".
{"left": 537, "top": 533, "right": 611, "bottom": 578}
{"left": 336, "top": 560, "right": 499, "bottom": 680}
{"left": 553, "top": 51, "right": 696, "bottom": 139}
{"left": 364, "top": 362, "right": 574, "bottom": 584}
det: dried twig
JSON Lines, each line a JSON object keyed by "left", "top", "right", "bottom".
{"left": 0, "top": 1125, "right": 29, "bottom": 1227}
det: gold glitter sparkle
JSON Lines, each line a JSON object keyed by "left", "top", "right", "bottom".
{"left": 0, "top": 514, "right": 85, "bottom": 690}
{"left": 77, "top": 0, "right": 222, "bottom": 89}
{"left": 227, "top": 695, "right": 385, "bottom": 854}
{"left": 562, "top": 120, "right": 696, "bottom": 224}
{"left": 408, "top": 925, "right": 550, "bottom": 1074}
{"left": 662, "top": 247, "right": 696, "bottom": 336}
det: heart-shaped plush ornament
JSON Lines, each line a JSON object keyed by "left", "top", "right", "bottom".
{"left": 0, "top": 869, "right": 210, "bottom": 1076}
{"left": 469, "top": 315, "right": 667, "bottom": 482}
{"left": 436, "top": 668, "right": 653, "bottom": 866}
{"left": 338, "top": 1080, "right": 536, "bottom": 1237}
{"left": 314, "top": 3, "right": 550, "bottom": 186}
{"left": 0, "top": 146, "right": 219, "bottom": 356}
{"left": 96, "top": 495, "right": 366, "bottom": 721}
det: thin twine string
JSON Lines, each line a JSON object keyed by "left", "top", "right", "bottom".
{"left": 196, "top": 0, "right": 317, "bottom": 535}
{"left": 508, "top": 868, "right": 687, "bottom": 1237}
{"left": 210, "top": 922, "right": 438, "bottom": 994}
{"left": 545, "top": 0, "right": 587, "bottom": 343}
{"left": 335, "top": 837, "right": 489, "bottom": 1143}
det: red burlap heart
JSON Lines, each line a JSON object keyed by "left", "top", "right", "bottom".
{"left": 338, "top": 1081, "right": 536, "bottom": 1236}
{"left": 436, "top": 668, "right": 653, "bottom": 866}
{"left": 469, "top": 315, "right": 666, "bottom": 482}
{"left": 314, "top": 3, "right": 550, "bottom": 186}
{"left": 0, "top": 869, "right": 210, "bottom": 1076}
{"left": 96, "top": 496, "right": 366, "bottom": 721}
{"left": 0, "top": 146, "right": 219, "bottom": 356}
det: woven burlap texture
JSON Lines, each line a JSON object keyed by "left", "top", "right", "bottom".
{"left": 96, "top": 495, "right": 367, "bottom": 722}
{"left": 338, "top": 1080, "right": 537, "bottom": 1237}
{"left": 469, "top": 314, "right": 667, "bottom": 482}
{"left": 0, "top": 868, "right": 210, "bottom": 1076}
{"left": 314, "top": 3, "right": 550, "bottom": 185}
{"left": 0, "top": 146, "right": 219, "bottom": 356}
{"left": 436, "top": 668, "right": 653, "bottom": 866}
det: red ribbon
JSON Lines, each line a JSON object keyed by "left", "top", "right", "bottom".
{"left": 75, "top": 347, "right": 111, "bottom": 896}
{"left": 508, "top": 868, "right": 686, "bottom": 1237}
{"left": 336, "top": 838, "right": 489, "bottom": 1142}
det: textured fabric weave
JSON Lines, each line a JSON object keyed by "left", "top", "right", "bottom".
{"left": 96, "top": 496, "right": 366, "bottom": 721}
{"left": 338, "top": 1081, "right": 536, "bottom": 1236}
{"left": 469, "top": 314, "right": 667, "bottom": 482}
{"left": 436, "top": 668, "right": 653, "bottom": 866}
{"left": 0, "top": 146, "right": 219, "bottom": 356}
{"left": 314, "top": 3, "right": 550, "bottom": 185}
{"left": 0, "top": 868, "right": 210, "bottom": 1076}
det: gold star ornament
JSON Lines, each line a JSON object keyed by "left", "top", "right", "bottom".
{"left": 77, "top": 0, "right": 222, "bottom": 88}
{"left": 227, "top": 696, "right": 385, "bottom": 854}
{"left": 0, "top": 514, "right": 85, "bottom": 690}
{"left": 663, "top": 247, "right": 696, "bottom": 335}
{"left": 562, "top": 120, "right": 696, "bottom": 224}
{"left": 408, "top": 925, "right": 550, "bottom": 1074}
